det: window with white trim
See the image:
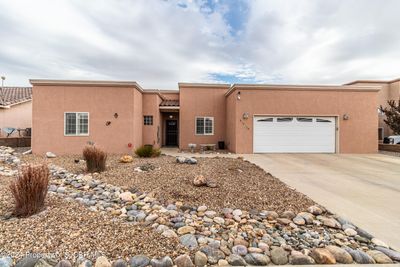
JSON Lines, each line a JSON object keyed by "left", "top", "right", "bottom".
{"left": 144, "top": 115, "right": 153, "bottom": 125}
{"left": 65, "top": 112, "right": 89, "bottom": 135}
{"left": 196, "top": 117, "right": 214, "bottom": 135}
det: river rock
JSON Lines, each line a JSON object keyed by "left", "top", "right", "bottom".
{"left": 270, "top": 247, "right": 288, "bottom": 265}
{"left": 177, "top": 226, "right": 195, "bottom": 235}
{"left": 193, "top": 175, "right": 207, "bottom": 186}
{"left": 310, "top": 248, "right": 336, "bottom": 264}
{"left": 244, "top": 253, "right": 270, "bottom": 266}
{"left": 95, "top": 256, "right": 111, "bottom": 267}
{"left": 307, "top": 205, "right": 323, "bottom": 215}
{"left": 375, "top": 246, "right": 400, "bottom": 261}
{"left": 367, "top": 250, "right": 393, "bottom": 264}
{"left": 112, "top": 259, "right": 127, "bottom": 267}
{"left": 318, "top": 216, "right": 341, "bottom": 229}
{"left": 0, "top": 257, "right": 12, "bottom": 267}
{"left": 200, "top": 246, "right": 225, "bottom": 265}
{"left": 281, "top": 210, "right": 296, "bottom": 219}
{"left": 46, "top": 152, "right": 56, "bottom": 158}
{"left": 129, "top": 255, "right": 150, "bottom": 267}
{"left": 289, "top": 254, "right": 314, "bottom": 265}
{"left": 293, "top": 215, "right": 305, "bottom": 225}
{"left": 344, "top": 228, "right": 357, "bottom": 237}
{"left": 180, "top": 234, "right": 198, "bottom": 249}
{"left": 15, "top": 256, "right": 39, "bottom": 267}
{"left": 174, "top": 255, "right": 194, "bottom": 267}
{"left": 55, "top": 260, "right": 72, "bottom": 267}
{"left": 356, "top": 227, "right": 373, "bottom": 240}
{"left": 162, "top": 229, "right": 178, "bottom": 238}
{"left": 150, "top": 257, "right": 173, "bottom": 267}
{"left": 119, "top": 192, "right": 134, "bottom": 202}
{"left": 194, "top": 251, "right": 207, "bottom": 267}
{"left": 298, "top": 212, "right": 314, "bottom": 224}
{"left": 232, "top": 245, "right": 248, "bottom": 256}
{"left": 227, "top": 255, "right": 246, "bottom": 266}
{"left": 326, "top": 245, "right": 353, "bottom": 264}
{"left": 344, "top": 248, "right": 375, "bottom": 264}
{"left": 372, "top": 238, "right": 389, "bottom": 248}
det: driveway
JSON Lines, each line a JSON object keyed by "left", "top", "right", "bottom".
{"left": 244, "top": 153, "right": 400, "bottom": 251}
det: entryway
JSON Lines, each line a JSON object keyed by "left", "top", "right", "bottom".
{"left": 165, "top": 119, "right": 178, "bottom": 146}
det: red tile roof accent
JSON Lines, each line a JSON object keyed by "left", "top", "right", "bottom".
{"left": 0, "top": 87, "right": 32, "bottom": 106}
{"left": 160, "top": 99, "right": 179, "bottom": 107}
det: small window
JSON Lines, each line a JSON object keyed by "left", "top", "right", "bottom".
{"left": 277, "top": 117, "right": 293, "bottom": 122}
{"left": 297, "top": 117, "right": 313, "bottom": 122}
{"left": 257, "top": 118, "right": 273, "bottom": 122}
{"left": 196, "top": 117, "right": 214, "bottom": 135}
{"left": 144, "top": 115, "right": 153, "bottom": 125}
{"left": 316, "top": 118, "right": 332, "bottom": 123}
{"left": 378, "top": 128, "right": 384, "bottom": 141}
{"left": 65, "top": 112, "right": 89, "bottom": 136}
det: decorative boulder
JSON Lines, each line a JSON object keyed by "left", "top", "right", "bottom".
{"left": 46, "top": 152, "right": 56, "bottom": 158}
{"left": 193, "top": 175, "right": 207, "bottom": 186}
{"left": 119, "top": 155, "right": 133, "bottom": 163}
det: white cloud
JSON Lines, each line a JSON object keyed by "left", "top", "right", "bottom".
{"left": 0, "top": 0, "right": 400, "bottom": 88}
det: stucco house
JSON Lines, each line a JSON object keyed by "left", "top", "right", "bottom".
{"left": 30, "top": 79, "right": 384, "bottom": 155}
{"left": 0, "top": 87, "right": 32, "bottom": 137}
{"left": 345, "top": 78, "right": 400, "bottom": 141}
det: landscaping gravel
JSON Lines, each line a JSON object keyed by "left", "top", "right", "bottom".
{"left": 21, "top": 154, "right": 316, "bottom": 213}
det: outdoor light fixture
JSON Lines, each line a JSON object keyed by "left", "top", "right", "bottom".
{"left": 237, "top": 91, "right": 241, "bottom": 100}
{"left": 169, "top": 115, "right": 173, "bottom": 119}
{"left": 242, "top": 112, "right": 249, "bottom": 120}
{"left": 343, "top": 114, "right": 349, "bottom": 120}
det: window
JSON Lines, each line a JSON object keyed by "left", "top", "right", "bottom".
{"left": 196, "top": 117, "right": 214, "bottom": 135}
{"left": 65, "top": 112, "right": 89, "bottom": 136}
{"left": 316, "top": 118, "right": 332, "bottom": 123}
{"left": 277, "top": 117, "right": 293, "bottom": 122}
{"left": 257, "top": 118, "right": 273, "bottom": 122}
{"left": 297, "top": 117, "right": 313, "bottom": 122}
{"left": 144, "top": 115, "right": 153, "bottom": 125}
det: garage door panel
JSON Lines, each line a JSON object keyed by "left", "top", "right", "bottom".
{"left": 253, "top": 116, "right": 336, "bottom": 153}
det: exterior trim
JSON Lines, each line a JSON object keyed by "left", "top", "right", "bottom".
{"left": 344, "top": 77, "right": 400, "bottom": 85}
{"left": 225, "top": 84, "right": 381, "bottom": 97}
{"left": 159, "top": 106, "right": 180, "bottom": 110}
{"left": 179, "top": 83, "right": 230, "bottom": 89}
{"left": 30, "top": 79, "right": 144, "bottom": 91}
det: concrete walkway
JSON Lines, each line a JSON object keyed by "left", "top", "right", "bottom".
{"left": 162, "top": 148, "right": 400, "bottom": 251}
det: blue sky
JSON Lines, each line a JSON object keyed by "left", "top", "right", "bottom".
{"left": 1, "top": 0, "right": 400, "bottom": 88}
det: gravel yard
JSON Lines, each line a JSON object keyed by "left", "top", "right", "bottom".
{"left": 21, "top": 154, "right": 315, "bottom": 213}
{"left": 0, "top": 176, "right": 187, "bottom": 261}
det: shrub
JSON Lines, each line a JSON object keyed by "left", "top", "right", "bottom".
{"left": 135, "top": 145, "right": 161, "bottom": 158}
{"left": 10, "top": 164, "right": 50, "bottom": 217}
{"left": 83, "top": 146, "right": 107, "bottom": 172}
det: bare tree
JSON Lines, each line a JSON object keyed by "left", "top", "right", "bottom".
{"left": 380, "top": 100, "right": 400, "bottom": 135}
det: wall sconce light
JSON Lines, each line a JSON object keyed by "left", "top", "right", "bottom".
{"left": 343, "top": 114, "right": 349, "bottom": 120}
{"left": 169, "top": 115, "right": 174, "bottom": 119}
{"left": 237, "top": 91, "right": 241, "bottom": 100}
{"left": 242, "top": 112, "right": 249, "bottom": 120}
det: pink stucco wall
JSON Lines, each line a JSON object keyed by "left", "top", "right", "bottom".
{"left": 142, "top": 93, "right": 162, "bottom": 148}
{"left": 32, "top": 85, "right": 141, "bottom": 155}
{"left": 226, "top": 87, "right": 379, "bottom": 153}
{"left": 0, "top": 101, "right": 32, "bottom": 137}
{"left": 179, "top": 85, "right": 229, "bottom": 149}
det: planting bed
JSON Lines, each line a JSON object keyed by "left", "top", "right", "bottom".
{"left": 0, "top": 147, "right": 398, "bottom": 267}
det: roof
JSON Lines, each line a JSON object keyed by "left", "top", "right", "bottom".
{"left": 344, "top": 77, "right": 400, "bottom": 85}
{"left": 225, "top": 83, "right": 381, "bottom": 97}
{"left": 160, "top": 99, "right": 179, "bottom": 107}
{"left": 178, "top": 82, "right": 231, "bottom": 88}
{"left": 0, "top": 87, "right": 32, "bottom": 107}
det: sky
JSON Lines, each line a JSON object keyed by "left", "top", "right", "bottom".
{"left": 0, "top": 0, "right": 399, "bottom": 89}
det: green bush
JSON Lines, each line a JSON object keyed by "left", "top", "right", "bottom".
{"left": 135, "top": 145, "right": 161, "bottom": 158}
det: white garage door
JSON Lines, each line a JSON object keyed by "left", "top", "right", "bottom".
{"left": 253, "top": 116, "right": 336, "bottom": 153}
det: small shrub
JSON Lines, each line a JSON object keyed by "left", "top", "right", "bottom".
{"left": 135, "top": 145, "right": 161, "bottom": 158}
{"left": 10, "top": 164, "right": 50, "bottom": 217}
{"left": 83, "top": 146, "right": 107, "bottom": 172}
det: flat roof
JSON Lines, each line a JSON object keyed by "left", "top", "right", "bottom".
{"left": 178, "top": 82, "right": 231, "bottom": 88}
{"left": 225, "top": 83, "right": 381, "bottom": 97}
{"left": 29, "top": 79, "right": 144, "bottom": 91}
{"left": 344, "top": 77, "right": 400, "bottom": 85}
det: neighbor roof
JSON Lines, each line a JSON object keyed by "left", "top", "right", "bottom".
{"left": 160, "top": 99, "right": 179, "bottom": 107}
{"left": 0, "top": 87, "right": 32, "bottom": 107}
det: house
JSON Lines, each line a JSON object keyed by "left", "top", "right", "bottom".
{"left": 0, "top": 87, "right": 32, "bottom": 137}
{"left": 30, "top": 79, "right": 381, "bottom": 155}
{"left": 345, "top": 78, "right": 400, "bottom": 141}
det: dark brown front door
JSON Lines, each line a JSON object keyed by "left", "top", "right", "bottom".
{"left": 166, "top": 120, "right": 178, "bottom": 146}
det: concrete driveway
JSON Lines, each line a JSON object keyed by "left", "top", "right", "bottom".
{"left": 244, "top": 153, "right": 400, "bottom": 251}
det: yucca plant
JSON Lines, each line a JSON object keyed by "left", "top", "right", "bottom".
{"left": 10, "top": 164, "right": 50, "bottom": 217}
{"left": 83, "top": 145, "right": 107, "bottom": 172}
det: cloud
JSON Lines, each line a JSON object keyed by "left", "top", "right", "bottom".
{"left": 0, "top": 0, "right": 399, "bottom": 88}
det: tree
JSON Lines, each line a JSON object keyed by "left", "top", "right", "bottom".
{"left": 380, "top": 100, "right": 400, "bottom": 135}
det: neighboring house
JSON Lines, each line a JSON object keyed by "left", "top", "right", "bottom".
{"left": 345, "top": 78, "right": 400, "bottom": 141}
{"left": 0, "top": 87, "right": 32, "bottom": 137}
{"left": 30, "top": 79, "right": 380, "bottom": 155}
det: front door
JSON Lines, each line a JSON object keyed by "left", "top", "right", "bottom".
{"left": 166, "top": 120, "right": 178, "bottom": 146}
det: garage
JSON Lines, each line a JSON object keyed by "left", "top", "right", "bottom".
{"left": 253, "top": 116, "right": 336, "bottom": 153}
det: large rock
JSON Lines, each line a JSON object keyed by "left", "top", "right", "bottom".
{"left": 231, "top": 245, "right": 248, "bottom": 256}
{"left": 161, "top": 229, "right": 178, "bottom": 238}
{"left": 367, "top": 250, "right": 393, "bottom": 264}
{"left": 244, "top": 253, "right": 270, "bottom": 266}
{"left": 95, "top": 257, "right": 111, "bottom": 267}
{"left": 119, "top": 192, "right": 134, "bottom": 202}
{"left": 128, "top": 255, "right": 150, "bottom": 267}
{"left": 293, "top": 215, "right": 305, "bottom": 225}
{"left": 34, "top": 259, "right": 53, "bottom": 267}
{"left": 77, "top": 259, "right": 93, "bottom": 267}
{"left": 326, "top": 246, "right": 353, "bottom": 264}
{"left": 226, "top": 255, "right": 247, "bottom": 266}
{"left": 289, "top": 254, "right": 314, "bottom": 265}
{"left": 375, "top": 246, "right": 400, "bottom": 261}
{"left": 193, "top": 175, "right": 207, "bottom": 186}
{"left": 270, "top": 247, "right": 288, "bottom": 265}
{"left": 180, "top": 234, "right": 198, "bottom": 250}
{"left": 0, "top": 257, "right": 12, "bottom": 267}
{"left": 372, "top": 238, "right": 389, "bottom": 248}
{"left": 111, "top": 259, "right": 127, "bottom": 267}
{"left": 297, "top": 212, "right": 314, "bottom": 224}
{"left": 174, "top": 255, "right": 194, "bottom": 267}
{"left": 55, "top": 260, "right": 72, "bottom": 267}
{"left": 310, "top": 248, "right": 336, "bottom": 264}
{"left": 46, "top": 152, "right": 56, "bottom": 158}
{"left": 150, "top": 257, "right": 173, "bottom": 267}
{"left": 356, "top": 227, "right": 374, "bottom": 240}
{"left": 200, "top": 246, "right": 225, "bottom": 265}
{"left": 307, "top": 205, "right": 323, "bottom": 215}
{"left": 119, "top": 155, "right": 133, "bottom": 163}
{"left": 317, "top": 216, "right": 341, "bottom": 229}
{"left": 177, "top": 226, "right": 195, "bottom": 235}
{"left": 194, "top": 251, "right": 207, "bottom": 267}
{"left": 15, "top": 256, "right": 39, "bottom": 267}
{"left": 344, "top": 248, "right": 375, "bottom": 264}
